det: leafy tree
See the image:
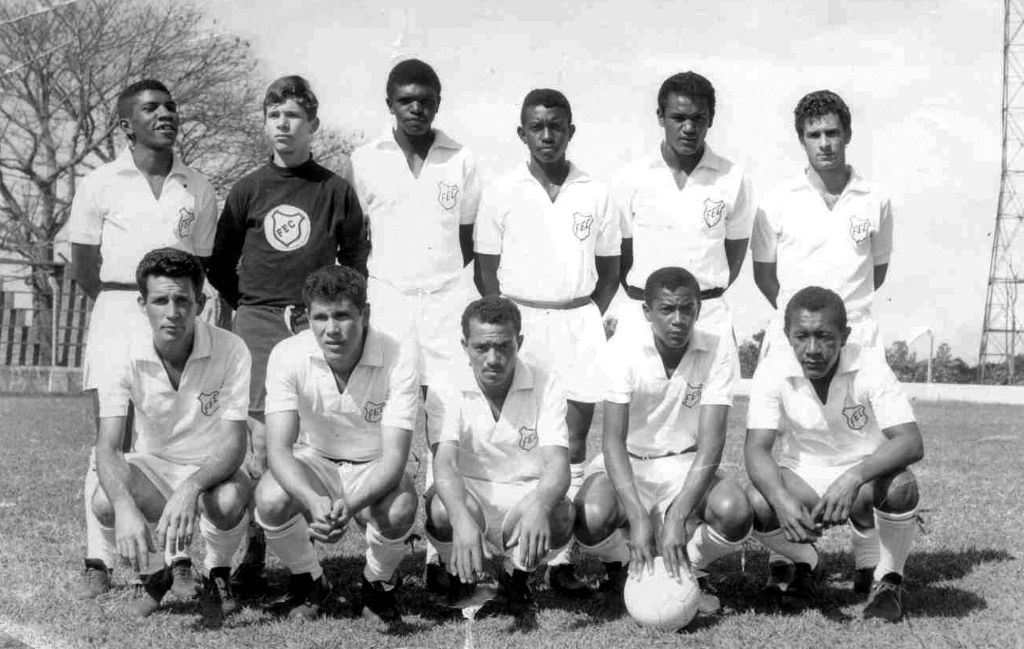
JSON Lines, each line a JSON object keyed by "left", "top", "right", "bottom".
{"left": 738, "top": 329, "right": 765, "bottom": 379}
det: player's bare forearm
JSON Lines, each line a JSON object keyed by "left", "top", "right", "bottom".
{"left": 592, "top": 255, "right": 620, "bottom": 314}
{"left": 603, "top": 401, "right": 646, "bottom": 525}
{"left": 344, "top": 427, "right": 412, "bottom": 514}
{"left": 665, "top": 405, "right": 728, "bottom": 524}
{"left": 874, "top": 263, "right": 889, "bottom": 290}
{"left": 745, "top": 428, "right": 789, "bottom": 508}
{"left": 533, "top": 445, "right": 571, "bottom": 514}
{"left": 619, "top": 238, "right": 634, "bottom": 291}
{"left": 265, "top": 411, "right": 321, "bottom": 510}
{"left": 433, "top": 443, "right": 474, "bottom": 528}
{"left": 94, "top": 416, "right": 138, "bottom": 513}
{"left": 847, "top": 422, "right": 924, "bottom": 487}
{"left": 70, "top": 243, "right": 102, "bottom": 300}
{"left": 724, "top": 238, "right": 749, "bottom": 287}
{"left": 459, "top": 224, "right": 475, "bottom": 268}
{"left": 180, "top": 420, "right": 247, "bottom": 494}
{"left": 752, "top": 262, "right": 780, "bottom": 309}
{"left": 475, "top": 253, "right": 501, "bottom": 296}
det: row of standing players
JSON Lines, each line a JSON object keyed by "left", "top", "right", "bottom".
{"left": 68, "top": 59, "right": 922, "bottom": 626}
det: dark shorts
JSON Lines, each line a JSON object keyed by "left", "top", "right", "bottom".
{"left": 233, "top": 304, "right": 307, "bottom": 414}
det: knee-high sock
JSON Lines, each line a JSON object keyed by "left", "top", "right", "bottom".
{"left": 687, "top": 523, "right": 748, "bottom": 578}
{"left": 752, "top": 528, "right": 818, "bottom": 568}
{"left": 141, "top": 522, "right": 166, "bottom": 577}
{"left": 364, "top": 523, "right": 412, "bottom": 584}
{"left": 546, "top": 464, "right": 586, "bottom": 568}
{"left": 578, "top": 529, "right": 630, "bottom": 564}
{"left": 874, "top": 508, "right": 917, "bottom": 580}
{"left": 424, "top": 527, "right": 454, "bottom": 572}
{"left": 84, "top": 469, "right": 116, "bottom": 569}
{"left": 201, "top": 512, "right": 249, "bottom": 574}
{"left": 259, "top": 513, "right": 322, "bottom": 580}
{"left": 423, "top": 445, "right": 439, "bottom": 566}
{"left": 849, "top": 521, "right": 880, "bottom": 570}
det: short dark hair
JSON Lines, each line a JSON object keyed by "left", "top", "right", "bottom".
{"left": 264, "top": 75, "right": 319, "bottom": 121}
{"left": 794, "top": 90, "right": 851, "bottom": 138}
{"left": 520, "top": 88, "right": 572, "bottom": 125}
{"left": 644, "top": 266, "right": 701, "bottom": 305}
{"left": 135, "top": 248, "right": 205, "bottom": 299}
{"left": 657, "top": 72, "right": 715, "bottom": 120}
{"left": 302, "top": 265, "right": 367, "bottom": 311}
{"left": 117, "top": 79, "right": 171, "bottom": 119}
{"left": 386, "top": 58, "right": 442, "bottom": 98}
{"left": 784, "top": 286, "right": 848, "bottom": 332}
{"left": 461, "top": 296, "right": 522, "bottom": 338}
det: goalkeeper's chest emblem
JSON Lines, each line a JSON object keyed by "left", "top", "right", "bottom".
{"left": 843, "top": 404, "right": 869, "bottom": 430}
{"left": 198, "top": 391, "right": 220, "bottom": 416}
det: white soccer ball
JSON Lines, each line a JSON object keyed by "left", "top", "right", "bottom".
{"left": 623, "top": 556, "right": 700, "bottom": 631}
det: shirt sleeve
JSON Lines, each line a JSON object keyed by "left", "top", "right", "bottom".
{"left": 460, "top": 151, "right": 482, "bottom": 225}
{"left": 750, "top": 203, "right": 778, "bottom": 264}
{"left": 263, "top": 340, "right": 300, "bottom": 414}
{"left": 537, "top": 370, "right": 569, "bottom": 448}
{"left": 473, "top": 184, "right": 505, "bottom": 255}
{"left": 872, "top": 197, "right": 894, "bottom": 266}
{"left": 334, "top": 181, "right": 370, "bottom": 277}
{"left": 96, "top": 343, "right": 133, "bottom": 418}
{"left": 866, "top": 358, "right": 916, "bottom": 430}
{"left": 700, "top": 333, "right": 735, "bottom": 406}
{"left": 726, "top": 172, "right": 756, "bottom": 240}
{"left": 207, "top": 188, "right": 246, "bottom": 309}
{"left": 190, "top": 176, "right": 218, "bottom": 257}
{"left": 594, "top": 186, "right": 622, "bottom": 256}
{"left": 67, "top": 171, "right": 104, "bottom": 245}
{"left": 746, "top": 357, "right": 783, "bottom": 430}
{"left": 604, "top": 337, "right": 633, "bottom": 404}
{"left": 426, "top": 379, "right": 461, "bottom": 446}
{"left": 380, "top": 340, "right": 420, "bottom": 431}
{"left": 218, "top": 337, "right": 252, "bottom": 421}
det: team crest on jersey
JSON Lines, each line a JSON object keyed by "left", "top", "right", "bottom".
{"left": 264, "top": 205, "right": 311, "bottom": 252}
{"left": 572, "top": 212, "right": 594, "bottom": 241}
{"left": 683, "top": 383, "right": 703, "bottom": 408}
{"left": 364, "top": 401, "right": 385, "bottom": 423}
{"left": 849, "top": 216, "right": 871, "bottom": 245}
{"left": 197, "top": 391, "right": 220, "bottom": 416}
{"left": 177, "top": 207, "right": 196, "bottom": 238}
{"left": 843, "top": 404, "right": 869, "bottom": 430}
{"left": 437, "top": 182, "right": 460, "bottom": 211}
{"left": 518, "top": 426, "right": 538, "bottom": 451}
{"left": 702, "top": 198, "right": 726, "bottom": 228}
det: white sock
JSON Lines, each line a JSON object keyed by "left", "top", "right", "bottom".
{"left": 874, "top": 508, "right": 917, "bottom": 580}
{"left": 423, "top": 447, "right": 439, "bottom": 566}
{"left": 768, "top": 551, "right": 792, "bottom": 566}
{"left": 546, "top": 537, "right": 576, "bottom": 567}
{"left": 201, "top": 512, "right": 249, "bottom": 574}
{"left": 259, "top": 513, "right": 322, "bottom": 581}
{"left": 578, "top": 529, "right": 630, "bottom": 564}
{"left": 687, "top": 523, "right": 748, "bottom": 578}
{"left": 142, "top": 522, "right": 166, "bottom": 576}
{"left": 849, "top": 521, "right": 880, "bottom": 570}
{"left": 752, "top": 529, "right": 818, "bottom": 568}
{"left": 83, "top": 468, "right": 116, "bottom": 569}
{"left": 364, "top": 523, "right": 412, "bottom": 584}
{"left": 425, "top": 529, "right": 454, "bottom": 572}
{"left": 567, "top": 463, "right": 585, "bottom": 501}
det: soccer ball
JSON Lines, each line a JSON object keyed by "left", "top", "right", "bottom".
{"left": 623, "top": 556, "right": 700, "bottom": 631}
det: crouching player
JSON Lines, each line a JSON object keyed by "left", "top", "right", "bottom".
{"left": 425, "top": 296, "right": 574, "bottom": 619}
{"left": 253, "top": 265, "right": 419, "bottom": 622}
{"left": 574, "top": 267, "right": 751, "bottom": 613}
{"left": 88, "top": 248, "right": 253, "bottom": 621}
{"left": 745, "top": 286, "right": 923, "bottom": 621}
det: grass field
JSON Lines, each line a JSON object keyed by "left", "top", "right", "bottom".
{"left": 0, "top": 395, "right": 1020, "bottom": 649}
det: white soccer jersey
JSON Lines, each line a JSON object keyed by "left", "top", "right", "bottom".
{"left": 68, "top": 147, "right": 218, "bottom": 283}
{"left": 605, "top": 327, "right": 735, "bottom": 458}
{"left": 426, "top": 359, "right": 568, "bottom": 484}
{"left": 96, "top": 321, "right": 251, "bottom": 465}
{"left": 346, "top": 129, "right": 481, "bottom": 292}
{"left": 615, "top": 147, "right": 754, "bottom": 292}
{"left": 264, "top": 327, "right": 419, "bottom": 461}
{"left": 751, "top": 169, "right": 893, "bottom": 322}
{"left": 746, "top": 344, "right": 915, "bottom": 468}
{"left": 474, "top": 162, "right": 621, "bottom": 302}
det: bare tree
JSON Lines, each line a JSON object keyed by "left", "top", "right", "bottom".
{"left": 0, "top": 0, "right": 361, "bottom": 363}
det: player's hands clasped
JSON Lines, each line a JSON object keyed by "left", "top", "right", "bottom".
{"left": 115, "top": 503, "right": 155, "bottom": 573}
{"left": 811, "top": 470, "right": 862, "bottom": 528}
{"left": 510, "top": 507, "right": 551, "bottom": 571}
{"left": 450, "top": 516, "right": 488, "bottom": 584}
{"left": 627, "top": 513, "right": 657, "bottom": 578}
{"left": 775, "top": 493, "right": 821, "bottom": 543}
{"left": 156, "top": 482, "right": 201, "bottom": 554}
{"left": 308, "top": 495, "right": 348, "bottom": 543}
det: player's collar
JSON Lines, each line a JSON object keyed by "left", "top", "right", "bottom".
{"left": 372, "top": 127, "right": 460, "bottom": 151}
{"left": 515, "top": 160, "right": 591, "bottom": 186}
{"left": 640, "top": 327, "right": 710, "bottom": 372}
{"left": 458, "top": 357, "right": 534, "bottom": 395}
{"left": 650, "top": 144, "right": 722, "bottom": 172}
{"left": 796, "top": 165, "right": 870, "bottom": 195}
{"left": 113, "top": 145, "right": 188, "bottom": 179}
{"left": 304, "top": 327, "right": 383, "bottom": 368}
{"left": 135, "top": 320, "right": 212, "bottom": 366}
{"left": 781, "top": 343, "right": 863, "bottom": 379}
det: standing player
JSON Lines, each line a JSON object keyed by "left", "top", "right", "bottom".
{"left": 614, "top": 71, "right": 754, "bottom": 342}
{"left": 85, "top": 249, "right": 252, "bottom": 622}
{"left": 745, "top": 286, "right": 923, "bottom": 621}
{"left": 253, "top": 265, "right": 419, "bottom": 622}
{"left": 344, "top": 59, "right": 481, "bottom": 592}
{"left": 70, "top": 79, "right": 219, "bottom": 600}
{"left": 425, "top": 296, "right": 574, "bottom": 619}
{"left": 751, "top": 90, "right": 893, "bottom": 359}
{"left": 207, "top": 75, "right": 368, "bottom": 591}
{"left": 474, "top": 88, "right": 620, "bottom": 597}
{"left": 574, "top": 267, "right": 751, "bottom": 613}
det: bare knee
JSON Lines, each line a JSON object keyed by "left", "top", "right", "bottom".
{"left": 874, "top": 469, "right": 919, "bottom": 513}
{"left": 372, "top": 477, "right": 417, "bottom": 539}
{"left": 202, "top": 473, "right": 252, "bottom": 528}
{"left": 254, "top": 473, "right": 297, "bottom": 527}
{"left": 91, "top": 487, "right": 115, "bottom": 528}
{"left": 705, "top": 480, "right": 753, "bottom": 541}
{"left": 574, "top": 474, "right": 621, "bottom": 545}
{"left": 549, "top": 499, "right": 575, "bottom": 548}
{"left": 746, "top": 485, "right": 778, "bottom": 532}
{"left": 425, "top": 490, "right": 453, "bottom": 541}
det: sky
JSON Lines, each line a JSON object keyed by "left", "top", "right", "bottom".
{"left": 207, "top": 0, "right": 1006, "bottom": 359}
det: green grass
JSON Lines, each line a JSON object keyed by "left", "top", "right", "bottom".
{"left": 0, "top": 395, "right": 1020, "bottom": 648}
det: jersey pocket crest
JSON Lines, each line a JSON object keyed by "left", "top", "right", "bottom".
{"left": 849, "top": 215, "right": 871, "bottom": 245}
{"left": 573, "top": 212, "right": 594, "bottom": 241}
{"left": 683, "top": 383, "right": 703, "bottom": 408}
{"left": 842, "top": 404, "right": 869, "bottom": 430}
{"left": 197, "top": 390, "right": 220, "bottom": 416}
{"left": 364, "top": 401, "right": 385, "bottom": 423}
{"left": 437, "top": 181, "right": 460, "bottom": 211}
{"left": 177, "top": 206, "right": 196, "bottom": 238}
{"left": 518, "top": 426, "right": 538, "bottom": 451}
{"left": 702, "top": 198, "right": 726, "bottom": 228}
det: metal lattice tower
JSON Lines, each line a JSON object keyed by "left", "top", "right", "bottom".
{"left": 980, "top": 0, "right": 1024, "bottom": 381}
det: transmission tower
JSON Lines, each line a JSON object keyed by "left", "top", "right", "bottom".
{"left": 980, "top": 0, "right": 1024, "bottom": 382}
